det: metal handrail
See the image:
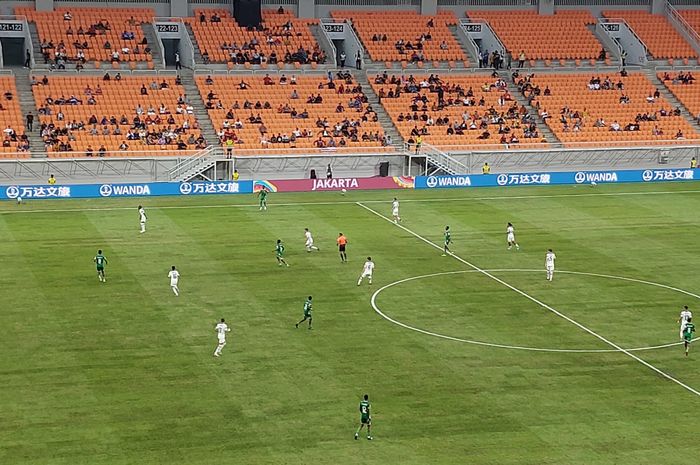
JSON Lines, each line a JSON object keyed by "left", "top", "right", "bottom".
{"left": 166, "top": 146, "right": 216, "bottom": 179}
{"left": 666, "top": 1, "right": 700, "bottom": 53}
{"left": 600, "top": 17, "right": 650, "bottom": 59}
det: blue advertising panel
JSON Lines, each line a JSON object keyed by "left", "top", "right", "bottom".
{"left": 0, "top": 181, "right": 253, "bottom": 200}
{"left": 415, "top": 168, "right": 697, "bottom": 189}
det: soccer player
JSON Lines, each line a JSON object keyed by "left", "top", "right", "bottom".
{"left": 391, "top": 197, "right": 401, "bottom": 223}
{"left": 354, "top": 394, "right": 373, "bottom": 440}
{"left": 138, "top": 205, "right": 147, "bottom": 233}
{"left": 258, "top": 188, "right": 268, "bottom": 211}
{"left": 683, "top": 317, "right": 695, "bottom": 356}
{"left": 545, "top": 249, "right": 556, "bottom": 281}
{"left": 93, "top": 249, "right": 108, "bottom": 282}
{"left": 168, "top": 265, "right": 180, "bottom": 296}
{"left": 295, "top": 296, "right": 313, "bottom": 329}
{"left": 337, "top": 233, "right": 348, "bottom": 262}
{"left": 442, "top": 226, "right": 451, "bottom": 256}
{"left": 506, "top": 222, "right": 520, "bottom": 250}
{"left": 214, "top": 318, "right": 231, "bottom": 357}
{"left": 304, "top": 228, "right": 320, "bottom": 252}
{"left": 679, "top": 305, "right": 693, "bottom": 340}
{"left": 275, "top": 239, "right": 290, "bottom": 267}
{"left": 357, "top": 257, "right": 375, "bottom": 286}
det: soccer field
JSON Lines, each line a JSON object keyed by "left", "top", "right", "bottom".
{"left": 2, "top": 182, "right": 700, "bottom": 465}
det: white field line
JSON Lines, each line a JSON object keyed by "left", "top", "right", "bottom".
{"left": 1, "top": 188, "right": 700, "bottom": 215}
{"left": 356, "top": 201, "right": 700, "bottom": 398}
{"left": 370, "top": 269, "right": 700, "bottom": 353}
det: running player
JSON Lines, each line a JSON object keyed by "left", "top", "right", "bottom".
{"left": 138, "top": 205, "right": 147, "bottom": 233}
{"left": 258, "top": 188, "right": 268, "bottom": 211}
{"left": 357, "top": 257, "right": 375, "bottom": 286}
{"left": 275, "top": 239, "right": 290, "bottom": 267}
{"left": 506, "top": 222, "right": 520, "bottom": 250}
{"left": 442, "top": 226, "right": 451, "bottom": 256}
{"left": 391, "top": 198, "right": 401, "bottom": 223}
{"left": 93, "top": 249, "right": 108, "bottom": 282}
{"left": 679, "top": 305, "right": 693, "bottom": 340}
{"left": 295, "top": 296, "right": 313, "bottom": 329}
{"left": 354, "top": 394, "right": 373, "bottom": 440}
{"left": 214, "top": 318, "right": 231, "bottom": 357}
{"left": 168, "top": 265, "right": 180, "bottom": 296}
{"left": 337, "top": 232, "right": 348, "bottom": 262}
{"left": 304, "top": 228, "right": 320, "bottom": 252}
{"left": 684, "top": 317, "right": 695, "bottom": 356}
{"left": 545, "top": 249, "right": 556, "bottom": 281}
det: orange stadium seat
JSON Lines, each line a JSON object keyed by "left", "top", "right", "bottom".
{"left": 330, "top": 10, "right": 466, "bottom": 63}
{"left": 528, "top": 73, "right": 699, "bottom": 147}
{"left": 469, "top": 11, "right": 601, "bottom": 61}
{"left": 369, "top": 73, "right": 547, "bottom": 150}
{"left": 602, "top": 11, "right": 696, "bottom": 59}
{"left": 186, "top": 9, "right": 322, "bottom": 65}
{"left": 680, "top": 10, "right": 700, "bottom": 39}
{"left": 31, "top": 75, "right": 205, "bottom": 157}
{"left": 196, "top": 73, "right": 388, "bottom": 154}
{"left": 0, "top": 77, "right": 30, "bottom": 157}
{"left": 659, "top": 71, "right": 700, "bottom": 120}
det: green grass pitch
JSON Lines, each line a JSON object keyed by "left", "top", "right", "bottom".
{"left": 1, "top": 182, "right": 700, "bottom": 465}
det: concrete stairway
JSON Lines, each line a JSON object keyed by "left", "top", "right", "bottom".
{"left": 646, "top": 70, "right": 700, "bottom": 129}
{"left": 27, "top": 22, "right": 50, "bottom": 71}
{"left": 510, "top": 87, "right": 562, "bottom": 147}
{"left": 352, "top": 71, "right": 403, "bottom": 148}
{"left": 309, "top": 24, "right": 337, "bottom": 66}
{"left": 184, "top": 23, "right": 204, "bottom": 64}
{"left": 142, "top": 23, "right": 163, "bottom": 69}
{"left": 178, "top": 69, "right": 218, "bottom": 147}
{"left": 448, "top": 24, "right": 479, "bottom": 65}
{"left": 12, "top": 67, "right": 45, "bottom": 156}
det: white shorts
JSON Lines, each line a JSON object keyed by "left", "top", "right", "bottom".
{"left": 170, "top": 280, "right": 179, "bottom": 287}
{"left": 305, "top": 240, "right": 314, "bottom": 247}
{"left": 507, "top": 233, "right": 515, "bottom": 243}
{"left": 361, "top": 271, "right": 373, "bottom": 278}
{"left": 140, "top": 220, "right": 146, "bottom": 225}
{"left": 546, "top": 265, "right": 554, "bottom": 272}
{"left": 392, "top": 209, "right": 399, "bottom": 216}
{"left": 218, "top": 338, "right": 226, "bottom": 345}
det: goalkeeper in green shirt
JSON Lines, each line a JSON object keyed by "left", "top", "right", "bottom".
{"left": 354, "top": 394, "right": 373, "bottom": 440}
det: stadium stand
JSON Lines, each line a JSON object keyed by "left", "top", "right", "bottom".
{"left": 602, "top": 11, "right": 696, "bottom": 60}
{"left": 468, "top": 11, "right": 601, "bottom": 63}
{"left": 679, "top": 10, "right": 700, "bottom": 39}
{"left": 659, "top": 71, "right": 700, "bottom": 123}
{"left": 16, "top": 7, "right": 154, "bottom": 67}
{"left": 185, "top": 9, "right": 324, "bottom": 66}
{"left": 30, "top": 74, "right": 206, "bottom": 156}
{"left": 330, "top": 10, "right": 466, "bottom": 65}
{"left": 196, "top": 72, "right": 389, "bottom": 152}
{"left": 525, "top": 72, "right": 699, "bottom": 147}
{"left": 0, "top": 77, "right": 29, "bottom": 157}
{"left": 369, "top": 72, "right": 546, "bottom": 149}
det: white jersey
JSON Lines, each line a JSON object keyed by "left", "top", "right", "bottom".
{"left": 680, "top": 310, "right": 693, "bottom": 325}
{"left": 545, "top": 252, "right": 556, "bottom": 269}
{"left": 506, "top": 225, "right": 515, "bottom": 240}
{"left": 215, "top": 322, "right": 230, "bottom": 342}
{"left": 139, "top": 207, "right": 147, "bottom": 223}
{"left": 362, "top": 260, "right": 375, "bottom": 276}
{"left": 392, "top": 200, "right": 399, "bottom": 214}
{"left": 168, "top": 269, "right": 180, "bottom": 285}
{"left": 304, "top": 230, "right": 314, "bottom": 245}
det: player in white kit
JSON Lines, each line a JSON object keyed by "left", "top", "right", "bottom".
{"left": 679, "top": 305, "right": 693, "bottom": 340}
{"left": 357, "top": 257, "right": 375, "bottom": 286}
{"left": 506, "top": 222, "right": 519, "bottom": 250}
{"left": 545, "top": 249, "right": 556, "bottom": 281}
{"left": 168, "top": 265, "right": 180, "bottom": 296}
{"left": 138, "top": 205, "right": 147, "bottom": 233}
{"left": 214, "top": 318, "right": 231, "bottom": 357}
{"left": 391, "top": 198, "right": 401, "bottom": 223}
{"left": 304, "top": 228, "right": 320, "bottom": 252}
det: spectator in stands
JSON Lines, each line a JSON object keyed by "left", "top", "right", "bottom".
{"left": 104, "top": 40, "right": 111, "bottom": 50}
{"left": 598, "top": 49, "right": 606, "bottom": 61}
{"left": 518, "top": 51, "right": 526, "bottom": 68}
{"left": 339, "top": 52, "right": 346, "bottom": 68}
{"left": 211, "top": 13, "right": 221, "bottom": 23}
{"left": 199, "top": 12, "right": 206, "bottom": 24}
{"left": 63, "top": 11, "right": 72, "bottom": 21}
{"left": 205, "top": 75, "right": 214, "bottom": 85}
{"left": 41, "top": 75, "right": 49, "bottom": 86}
{"left": 609, "top": 121, "right": 621, "bottom": 131}
{"left": 620, "top": 50, "right": 627, "bottom": 67}
{"left": 676, "top": 129, "right": 685, "bottom": 139}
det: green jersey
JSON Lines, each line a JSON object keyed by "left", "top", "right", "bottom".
{"left": 258, "top": 190, "right": 268, "bottom": 203}
{"left": 94, "top": 254, "right": 107, "bottom": 269}
{"left": 303, "top": 299, "right": 312, "bottom": 316}
{"left": 276, "top": 243, "right": 285, "bottom": 257}
{"left": 444, "top": 230, "right": 451, "bottom": 245}
{"left": 359, "top": 400, "right": 370, "bottom": 422}
{"left": 684, "top": 322, "right": 695, "bottom": 341}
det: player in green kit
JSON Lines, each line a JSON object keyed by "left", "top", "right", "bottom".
{"left": 295, "top": 296, "right": 313, "bottom": 329}
{"left": 275, "top": 239, "right": 290, "bottom": 267}
{"left": 683, "top": 317, "right": 695, "bottom": 356}
{"left": 354, "top": 394, "right": 373, "bottom": 440}
{"left": 442, "top": 225, "right": 451, "bottom": 256}
{"left": 93, "top": 249, "right": 108, "bottom": 282}
{"left": 258, "top": 188, "right": 268, "bottom": 211}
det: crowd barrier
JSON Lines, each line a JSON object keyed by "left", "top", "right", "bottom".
{"left": 0, "top": 168, "right": 697, "bottom": 200}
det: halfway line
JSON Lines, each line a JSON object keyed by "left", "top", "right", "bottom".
{"left": 355, "top": 201, "right": 700, "bottom": 398}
